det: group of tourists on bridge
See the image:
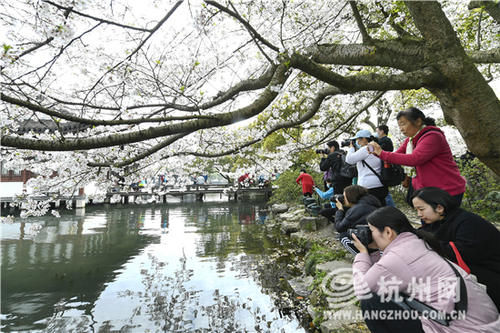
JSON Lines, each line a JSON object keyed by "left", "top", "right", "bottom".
{"left": 295, "top": 107, "right": 500, "bottom": 332}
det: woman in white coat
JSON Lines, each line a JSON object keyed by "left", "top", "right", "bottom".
{"left": 346, "top": 129, "right": 387, "bottom": 206}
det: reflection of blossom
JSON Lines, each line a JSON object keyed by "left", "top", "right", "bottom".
{"left": 25, "top": 223, "right": 43, "bottom": 237}
{"left": 0, "top": 215, "right": 15, "bottom": 224}
{"left": 51, "top": 210, "right": 61, "bottom": 218}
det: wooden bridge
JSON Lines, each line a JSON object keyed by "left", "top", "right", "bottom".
{"left": 0, "top": 184, "right": 273, "bottom": 215}
{"left": 105, "top": 183, "right": 272, "bottom": 204}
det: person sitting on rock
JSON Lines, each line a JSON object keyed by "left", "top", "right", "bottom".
{"left": 334, "top": 185, "right": 381, "bottom": 255}
{"left": 351, "top": 206, "right": 500, "bottom": 333}
{"left": 313, "top": 178, "right": 336, "bottom": 223}
{"left": 412, "top": 187, "right": 500, "bottom": 311}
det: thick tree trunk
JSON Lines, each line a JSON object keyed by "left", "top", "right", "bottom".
{"left": 406, "top": 1, "right": 500, "bottom": 175}
{"left": 430, "top": 62, "right": 500, "bottom": 175}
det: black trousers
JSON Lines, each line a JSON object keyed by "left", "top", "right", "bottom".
{"left": 368, "top": 186, "right": 388, "bottom": 207}
{"left": 361, "top": 293, "right": 425, "bottom": 333}
{"left": 319, "top": 206, "right": 336, "bottom": 223}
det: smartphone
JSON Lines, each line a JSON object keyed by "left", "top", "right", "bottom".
{"left": 367, "top": 145, "right": 374, "bottom": 153}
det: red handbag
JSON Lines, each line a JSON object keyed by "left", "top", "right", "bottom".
{"left": 449, "top": 241, "right": 471, "bottom": 274}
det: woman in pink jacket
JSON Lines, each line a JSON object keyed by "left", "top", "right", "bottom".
{"left": 351, "top": 207, "right": 500, "bottom": 333}
{"left": 369, "top": 107, "right": 466, "bottom": 205}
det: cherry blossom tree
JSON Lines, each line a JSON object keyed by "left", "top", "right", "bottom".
{"left": 1, "top": 0, "right": 499, "bottom": 202}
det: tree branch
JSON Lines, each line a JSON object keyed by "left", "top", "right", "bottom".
{"left": 307, "top": 41, "right": 424, "bottom": 71}
{"left": 13, "top": 37, "right": 54, "bottom": 61}
{"left": 171, "top": 86, "right": 341, "bottom": 158}
{"left": 290, "top": 53, "right": 443, "bottom": 92}
{"left": 467, "top": 48, "right": 500, "bottom": 63}
{"left": 82, "top": 1, "right": 184, "bottom": 105}
{"left": 1, "top": 64, "right": 289, "bottom": 151}
{"left": 87, "top": 133, "right": 190, "bottom": 168}
{"left": 1, "top": 65, "right": 276, "bottom": 126}
{"left": 469, "top": 1, "right": 500, "bottom": 23}
{"left": 204, "top": 1, "right": 280, "bottom": 52}
{"left": 41, "top": 0, "right": 153, "bottom": 32}
{"left": 310, "top": 91, "right": 386, "bottom": 147}
{"left": 349, "top": 1, "right": 372, "bottom": 43}
{"left": 1, "top": 93, "right": 218, "bottom": 125}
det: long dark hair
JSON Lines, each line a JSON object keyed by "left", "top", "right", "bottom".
{"left": 396, "top": 107, "right": 436, "bottom": 127}
{"left": 411, "top": 187, "right": 460, "bottom": 217}
{"left": 367, "top": 207, "right": 447, "bottom": 258}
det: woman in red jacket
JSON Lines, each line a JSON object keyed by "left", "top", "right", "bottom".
{"left": 369, "top": 107, "right": 466, "bottom": 205}
{"left": 296, "top": 169, "right": 315, "bottom": 197}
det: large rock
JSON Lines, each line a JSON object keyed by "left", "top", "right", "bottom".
{"left": 271, "top": 203, "right": 289, "bottom": 214}
{"left": 299, "top": 216, "right": 329, "bottom": 232}
{"left": 315, "top": 260, "right": 352, "bottom": 274}
{"left": 320, "top": 305, "right": 364, "bottom": 333}
{"left": 280, "top": 221, "right": 300, "bottom": 235}
{"left": 287, "top": 275, "right": 314, "bottom": 297}
{"left": 279, "top": 208, "right": 305, "bottom": 221}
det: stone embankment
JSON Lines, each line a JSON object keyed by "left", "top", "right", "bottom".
{"left": 267, "top": 203, "right": 370, "bottom": 333}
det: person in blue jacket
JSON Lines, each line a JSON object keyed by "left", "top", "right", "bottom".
{"left": 314, "top": 178, "right": 336, "bottom": 223}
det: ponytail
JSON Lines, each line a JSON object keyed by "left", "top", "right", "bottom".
{"left": 367, "top": 207, "right": 447, "bottom": 258}
{"left": 397, "top": 107, "right": 436, "bottom": 127}
{"left": 423, "top": 117, "right": 436, "bottom": 126}
{"left": 413, "top": 229, "right": 447, "bottom": 258}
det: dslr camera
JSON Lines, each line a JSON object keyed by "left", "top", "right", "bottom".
{"left": 347, "top": 225, "right": 373, "bottom": 246}
{"left": 341, "top": 139, "right": 354, "bottom": 148}
{"left": 330, "top": 194, "right": 344, "bottom": 205}
{"left": 315, "top": 148, "right": 329, "bottom": 154}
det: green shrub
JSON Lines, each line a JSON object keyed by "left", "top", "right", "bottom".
{"left": 304, "top": 243, "right": 347, "bottom": 276}
{"left": 458, "top": 158, "right": 500, "bottom": 222}
{"left": 269, "top": 167, "right": 324, "bottom": 204}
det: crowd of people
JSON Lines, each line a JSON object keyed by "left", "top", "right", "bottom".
{"left": 294, "top": 107, "right": 500, "bottom": 331}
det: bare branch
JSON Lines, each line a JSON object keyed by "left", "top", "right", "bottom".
{"left": 349, "top": 1, "right": 372, "bottom": 43}
{"left": 82, "top": 1, "right": 184, "bottom": 105}
{"left": 1, "top": 93, "right": 218, "bottom": 125}
{"left": 204, "top": 1, "right": 280, "bottom": 52}
{"left": 41, "top": 0, "right": 152, "bottom": 32}
{"left": 13, "top": 37, "right": 54, "bottom": 61}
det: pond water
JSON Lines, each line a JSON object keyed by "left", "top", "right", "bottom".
{"left": 1, "top": 201, "right": 306, "bottom": 332}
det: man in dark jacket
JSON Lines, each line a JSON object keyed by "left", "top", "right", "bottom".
{"left": 319, "top": 141, "right": 352, "bottom": 195}
{"left": 376, "top": 125, "right": 393, "bottom": 152}
{"left": 376, "top": 125, "right": 396, "bottom": 207}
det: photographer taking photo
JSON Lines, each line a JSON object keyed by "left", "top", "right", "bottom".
{"left": 346, "top": 130, "right": 387, "bottom": 206}
{"left": 334, "top": 185, "right": 381, "bottom": 255}
{"left": 351, "top": 207, "right": 500, "bottom": 333}
{"left": 319, "top": 140, "right": 353, "bottom": 195}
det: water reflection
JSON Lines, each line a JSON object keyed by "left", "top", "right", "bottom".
{"left": 1, "top": 202, "right": 305, "bottom": 332}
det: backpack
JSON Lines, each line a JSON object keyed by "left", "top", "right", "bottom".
{"left": 338, "top": 153, "right": 357, "bottom": 179}
{"left": 362, "top": 160, "right": 405, "bottom": 187}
